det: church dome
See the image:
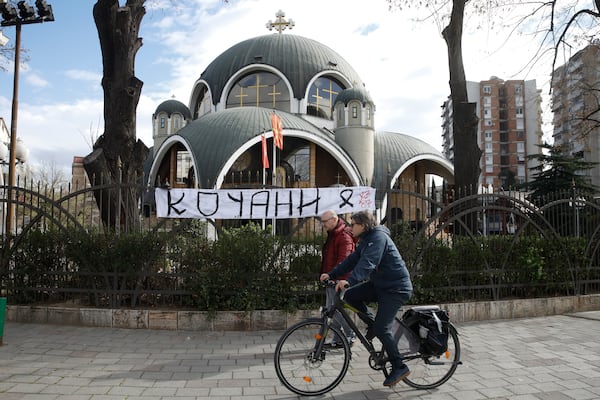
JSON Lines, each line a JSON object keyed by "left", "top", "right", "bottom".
{"left": 154, "top": 99, "right": 192, "bottom": 119}
{"left": 372, "top": 131, "right": 453, "bottom": 195}
{"left": 335, "top": 86, "right": 373, "bottom": 106}
{"left": 199, "top": 34, "right": 364, "bottom": 103}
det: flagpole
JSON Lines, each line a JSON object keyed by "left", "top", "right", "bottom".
{"left": 271, "top": 128, "right": 276, "bottom": 235}
{"left": 262, "top": 130, "right": 267, "bottom": 230}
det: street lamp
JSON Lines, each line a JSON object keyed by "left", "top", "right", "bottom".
{"left": 0, "top": 29, "right": 8, "bottom": 45}
{"left": 0, "top": 138, "right": 29, "bottom": 169}
{"left": 0, "top": 0, "right": 54, "bottom": 236}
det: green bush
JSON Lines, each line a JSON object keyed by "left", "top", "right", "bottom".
{"left": 1, "top": 224, "right": 596, "bottom": 311}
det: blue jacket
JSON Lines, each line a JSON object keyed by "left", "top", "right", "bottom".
{"left": 328, "top": 225, "right": 413, "bottom": 293}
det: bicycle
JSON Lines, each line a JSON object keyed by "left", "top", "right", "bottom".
{"left": 273, "top": 280, "right": 461, "bottom": 396}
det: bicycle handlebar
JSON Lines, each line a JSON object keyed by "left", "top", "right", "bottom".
{"left": 322, "top": 279, "right": 336, "bottom": 288}
{"left": 321, "top": 279, "right": 350, "bottom": 290}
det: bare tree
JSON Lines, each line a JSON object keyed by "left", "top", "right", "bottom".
{"left": 388, "top": 0, "right": 481, "bottom": 233}
{"left": 32, "top": 160, "right": 69, "bottom": 191}
{"left": 84, "top": 0, "right": 148, "bottom": 229}
{"left": 388, "top": 0, "right": 600, "bottom": 230}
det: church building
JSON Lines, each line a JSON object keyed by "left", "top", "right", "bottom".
{"left": 145, "top": 11, "right": 454, "bottom": 230}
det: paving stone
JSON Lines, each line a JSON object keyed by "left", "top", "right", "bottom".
{"left": 0, "top": 312, "right": 599, "bottom": 399}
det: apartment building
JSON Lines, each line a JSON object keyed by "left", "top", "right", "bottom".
{"left": 552, "top": 41, "right": 600, "bottom": 189}
{"left": 442, "top": 78, "right": 543, "bottom": 189}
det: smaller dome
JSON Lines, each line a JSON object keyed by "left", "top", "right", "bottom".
{"left": 154, "top": 99, "right": 192, "bottom": 119}
{"left": 334, "top": 86, "right": 373, "bottom": 106}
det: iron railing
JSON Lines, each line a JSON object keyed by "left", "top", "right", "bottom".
{"left": 1, "top": 178, "right": 599, "bottom": 309}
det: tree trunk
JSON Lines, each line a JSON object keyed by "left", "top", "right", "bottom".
{"left": 442, "top": 0, "right": 481, "bottom": 234}
{"left": 84, "top": 0, "right": 149, "bottom": 230}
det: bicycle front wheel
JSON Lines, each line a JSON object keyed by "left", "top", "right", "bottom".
{"left": 274, "top": 318, "right": 351, "bottom": 396}
{"left": 403, "top": 323, "right": 461, "bottom": 389}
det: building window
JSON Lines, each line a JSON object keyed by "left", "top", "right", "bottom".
{"left": 226, "top": 71, "right": 291, "bottom": 112}
{"left": 485, "top": 119, "right": 493, "bottom": 126}
{"left": 307, "top": 76, "right": 345, "bottom": 119}
{"left": 486, "top": 154, "right": 493, "bottom": 164}
{"left": 289, "top": 146, "right": 310, "bottom": 181}
{"left": 352, "top": 105, "right": 358, "bottom": 118}
{"left": 516, "top": 107, "right": 523, "bottom": 117}
{"left": 483, "top": 85, "right": 491, "bottom": 94}
{"left": 367, "top": 106, "right": 371, "bottom": 120}
{"left": 194, "top": 85, "right": 212, "bottom": 119}
{"left": 516, "top": 130, "right": 524, "bottom": 138}
{"left": 516, "top": 118, "right": 524, "bottom": 130}
{"left": 484, "top": 108, "right": 491, "bottom": 117}
{"left": 160, "top": 116, "right": 165, "bottom": 129}
{"left": 484, "top": 96, "right": 491, "bottom": 105}
{"left": 485, "top": 143, "right": 493, "bottom": 153}
{"left": 515, "top": 85, "right": 522, "bottom": 94}
{"left": 517, "top": 142, "right": 525, "bottom": 152}
{"left": 176, "top": 150, "right": 193, "bottom": 185}
{"left": 172, "top": 115, "right": 181, "bottom": 131}
{"left": 485, "top": 130, "right": 493, "bottom": 141}
{"left": 515, "top": 95, "right": 523, "bottom": 107}
{"left": 486, "top": 165, "right": 493, "bottom": 173}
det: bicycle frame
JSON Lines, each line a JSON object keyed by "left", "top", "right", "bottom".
{"left": 318, "top": 282, "right": 422, "bottom": 364}
{"left": 319, "top": 284, "right": 378, "bottom": 355}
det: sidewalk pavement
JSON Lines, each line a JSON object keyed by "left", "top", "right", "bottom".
{"left": 1, "top": 312, "right": 599, "bottom": 400}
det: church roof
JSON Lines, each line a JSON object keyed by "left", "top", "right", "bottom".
{"left": 154, "top": 99, "right": 192, "bottom": 119}
{"left": 199, "top": 34, "right": 364, "bottom": 104}
{"left": 172, "top": 107, "right": 340, "bottom": 188}
{"left": 335, "top": 86, "right": 373, "bottom": 106}
{"left": 372, "top": 131, "right": 451, "bottom": 191}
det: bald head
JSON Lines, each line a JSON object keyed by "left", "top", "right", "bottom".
{"left": 320, "top": 210, "right": 338, "bottom": 231}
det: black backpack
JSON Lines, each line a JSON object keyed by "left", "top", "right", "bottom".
{"left": 403, "top": 307, "right": 450, "bottom": 356}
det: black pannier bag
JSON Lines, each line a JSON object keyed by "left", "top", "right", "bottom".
{"left": 402, "top": 307, "right": 450, "bottom": 356}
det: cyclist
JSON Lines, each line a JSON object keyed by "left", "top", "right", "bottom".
{"left": 320, "top": 210, "right": 413, "bottom": 387}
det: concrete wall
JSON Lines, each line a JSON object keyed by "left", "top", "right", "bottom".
{"left": 6, "top": 294, "right": 600, "bottom": 331}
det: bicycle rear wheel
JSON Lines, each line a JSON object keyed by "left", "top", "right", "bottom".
{"left": 274, "top": 318, "right": 351, "bottom": 396}
{"left": 402, "top": 323, "right": 461, "bottom": 389}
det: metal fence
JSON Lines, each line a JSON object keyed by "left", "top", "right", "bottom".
{"left": 1, "top": 178, "right": 599, "bottom": 309}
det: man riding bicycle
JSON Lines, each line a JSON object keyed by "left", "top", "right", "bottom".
{"left": 320, "top": 210, "right": 413, "bottom": 387}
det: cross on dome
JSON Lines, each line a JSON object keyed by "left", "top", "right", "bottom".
{"left": 265, "top": 10, "right": 294, "bottom": 34}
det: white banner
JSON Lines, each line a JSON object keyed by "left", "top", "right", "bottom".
{"left": 155, "top": 186, "right": 376, "bottom": 219}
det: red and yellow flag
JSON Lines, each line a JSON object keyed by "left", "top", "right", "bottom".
{"left": 261, "top": 133, "right": 270, "bottom": 169}
{"left": 271, "top": 111, "right": 283, "bottom": 150}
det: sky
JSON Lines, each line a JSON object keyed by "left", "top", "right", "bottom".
{"left": 0, "top": 0, "right": 581, "bottom": 180}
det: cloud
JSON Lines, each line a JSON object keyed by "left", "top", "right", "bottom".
{"left": 3, "top": 0, "right": 567, "bottom": 180}
{"left": 24, "top": 71, "right": 49, "bottom": 88}
{"left": 16, "top": 98, "right": 104, "bottom": 177}
{"left": 355, "top": 23, "right": 380, "bottom": 36}
{"left": 65, "top": 69, "right": 102, "bottom": 83}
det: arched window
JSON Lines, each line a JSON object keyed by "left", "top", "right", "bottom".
{"left": 194, "top": 86, "right": 212, "bottom": 119}
{"left": 226, "top": 71, "right": 290, "bottom": 112}
{"left": 307, "top": 76, "right": 345, "bottom": 119}
{"left": 172, "top": 114, "right": 181, "bottom": 131}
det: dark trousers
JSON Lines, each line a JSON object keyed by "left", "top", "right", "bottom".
{"left": 344, "top": 281, "right": 411, "bottom": 369}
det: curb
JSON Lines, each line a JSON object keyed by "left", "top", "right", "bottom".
{"left": 6, "top": 293, "right": 600, "bottom": 331}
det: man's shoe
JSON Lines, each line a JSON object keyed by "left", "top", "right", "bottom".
{"left": 324, "top": 338, "right": 353, "bottom": 348}
{"left": 383, "top": 366, "right": 410, "bottom": 387}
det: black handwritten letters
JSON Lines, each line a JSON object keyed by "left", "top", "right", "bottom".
{"left": 155, "top": 187, "right": 375, "bottom": 219}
